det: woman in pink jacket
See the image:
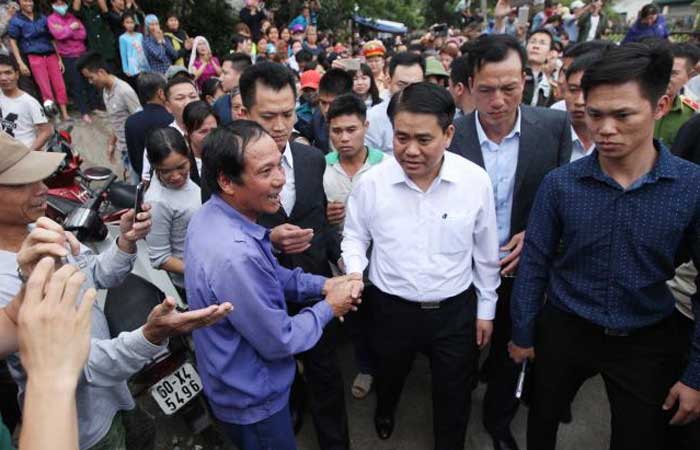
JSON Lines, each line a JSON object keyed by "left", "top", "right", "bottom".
{"left": 47, "top": 0, "right": 92, "bottom": 123}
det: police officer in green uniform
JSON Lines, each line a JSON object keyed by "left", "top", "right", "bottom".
{"left": 654, "top": 43, "right": 699, "bottom": 148}
{"left": 654, "top": 94, "right": 698, "bottom": 148}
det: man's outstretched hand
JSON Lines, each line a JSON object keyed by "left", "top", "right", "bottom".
{"left": 142, "top": 297, "right": 233, "bottom": 345}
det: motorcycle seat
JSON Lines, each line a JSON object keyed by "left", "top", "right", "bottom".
{"left": 108, "top": 181, "right": 137, "bottom": 209}
{"left": 104, "top": 273, "right": 165, "bottom": 339}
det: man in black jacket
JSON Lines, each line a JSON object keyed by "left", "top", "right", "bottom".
{"left": 125, "top": 72, "right": 173, "bottom": 181}
{"left": 448, "top": 34, "right": 572, "bottom": 450}
{"left": 238, "top": 62, "right": 349, "bottom": 450}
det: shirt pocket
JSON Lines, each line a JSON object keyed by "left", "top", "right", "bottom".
{"left": 434, "top": 213, "right": 474, "bottom": 255}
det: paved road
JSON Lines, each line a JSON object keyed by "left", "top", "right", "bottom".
{"left": 72, "top": 121, "right": 612, "bottom": 450}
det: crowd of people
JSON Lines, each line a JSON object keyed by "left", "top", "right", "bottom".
{"left": 1, "top": 0, "right": 700, "bottom": 450}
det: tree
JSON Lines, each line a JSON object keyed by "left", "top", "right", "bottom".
{"left": 140, "top": 0, "right": 236, "bottom": 56}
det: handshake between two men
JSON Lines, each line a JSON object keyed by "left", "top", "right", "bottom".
{"left": 322, "top": 273, "right": 364, "bottom": 321}
{"left": 269, "top": 223, "right": 363, "bottom": 321}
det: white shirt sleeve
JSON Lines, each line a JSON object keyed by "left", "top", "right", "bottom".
{"left": 27, "top": 95, "right": 48, "bottom": 125}
{"left": 341, "top": 177, "right": 373, "bottom": 275}
{"left": 471, "top": 177, "right": 502, "bottom": 320}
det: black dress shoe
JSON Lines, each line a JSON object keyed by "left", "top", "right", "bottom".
{"left": 491, "top": 432, "right": 520, "bottom": 450}
{"left": 374, "top": 415, "right": 394, "bottom": 440}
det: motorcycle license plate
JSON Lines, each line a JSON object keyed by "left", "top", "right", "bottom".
{"left": 149, "top": 363, "right": 203, "bottom": 415}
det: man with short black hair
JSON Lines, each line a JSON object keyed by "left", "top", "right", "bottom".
{"left": 78, "top": 51, "right": 141, "bottom": 180}
{"left": 365, "top": 52, "right": 425, "bottom": 154}
{"left": 524, "top": 29, "right": 554, "bottom": 106}
{"left": 0, "top": 54, "right": 52, "bottom": 150}
{"left": 654, "top": 43, "right": 699, "bottom": 148}
{"left": 141, "top": 76, "right": 199, "bottom": 179}
{"left": 448, "top": 33, "right": 571, "bottom": 450}
{"left": 448, "top": 54, "right": 475, "bottom": 119}
{"left": 232, "top": 34, "right": 253, "bottom": 56}
{"left": 310, "top": 68, "right": 353, "bottom": 153}
{"left": 213, "top": 53, "right": 252, "bottom": 125}
{"left": 238, "top": 62, "right": 351, "bottom": 450}
{"left": 186, "top": 121, "right": 360, "bottom": 450}
{"left": 510, "top": 43, "right": 700, "bottom": 450}
{"left": 125, "top": 72, "right": 173, "bottom": 181}
{"left": 551, "top": 39, "right": 614, "bottom": 111}
{"left": 342, "top": 81, "right": 500, "bottom": 447}
{"left": 562, "top": 53, "right": 600, "bottom": 161}
{"left": 323, "top": 93, "right": 384, "bottom": 399}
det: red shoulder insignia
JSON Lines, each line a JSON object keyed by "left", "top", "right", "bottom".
{"left": 681, "top": 96, "right": 699, "bottom": 111}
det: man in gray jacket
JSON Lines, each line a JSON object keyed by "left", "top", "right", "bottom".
{"left": 0, "top": 133, "right": 232, "bottom": 450}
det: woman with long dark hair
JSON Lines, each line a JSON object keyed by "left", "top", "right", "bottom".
{"left": 144, "top": 127, "right": 201, "bottom": 299}
{"left": 349, "top": 63, "right": 381, "bottom": 107}
{"left": 183, "top": 100, "right": 219, "bottom": 184}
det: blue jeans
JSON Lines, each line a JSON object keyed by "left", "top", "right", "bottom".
{"left": 220, "top": 403, "right": 297, "bottom": 450}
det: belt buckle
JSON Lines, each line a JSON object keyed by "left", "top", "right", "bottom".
{"left": 420, "top": 301, "right": 441, "bottom": 310}
{"left": 604, "top": 328, "right": 630, "bottom": 337}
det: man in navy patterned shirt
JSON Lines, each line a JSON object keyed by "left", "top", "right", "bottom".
{"left": 509, "top": 43, "right": 700, "bottom": 449}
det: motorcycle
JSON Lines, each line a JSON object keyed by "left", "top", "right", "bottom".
{"left": 41, "top": 111, "right": 213, "bottom": 432}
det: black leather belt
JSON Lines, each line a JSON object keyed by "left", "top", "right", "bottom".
{"left": 386, "top": 286, "right": 475, "bottom": 310}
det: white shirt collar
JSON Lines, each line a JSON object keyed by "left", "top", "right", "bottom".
{"left": 474, "top": 108, "right": 522, "bottom": 146}
{"left": 571, "top": 126, "right": 594, "bottom": 151}
{"left": 386, "top": 152, "right": 459, "bottom": 189}
{"left": 170, "top": 120, "right": 186, "bottom": 136}
{"left": 282, "top": 141, "right": 294, "bottom": 168}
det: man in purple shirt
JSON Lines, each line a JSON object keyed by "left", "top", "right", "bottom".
{"left": 184, "top": 121, "right": 362, "bottom": 450}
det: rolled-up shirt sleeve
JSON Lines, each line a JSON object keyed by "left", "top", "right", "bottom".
{"left": 83, "top": 327, "right": 168, "bottom": 387}
{"left": 211, "top": 251, "right": 333, "bottom": 361}
{"left": 472, "top": 180, "right": 501, "bottom": 320}
{"left": 341, "top": 177, "right": 373, "bottom": 275}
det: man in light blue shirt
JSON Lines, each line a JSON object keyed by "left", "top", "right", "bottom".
{"left": 475, "top": 109, "right": 520, "bottom": 259}
{"left": 448, "top": 34, "right": 571, "bottom": 450}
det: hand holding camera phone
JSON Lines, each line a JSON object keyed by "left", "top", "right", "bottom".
{"left": 133, "top": 182, "right": 146, "bottom": 224}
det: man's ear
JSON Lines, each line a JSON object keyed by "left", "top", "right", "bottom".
{"left": 653, "top": 94, "right": 672, "bottom": 121}
{"left": 218, "top": 172, "right": 237, "bottom": 196}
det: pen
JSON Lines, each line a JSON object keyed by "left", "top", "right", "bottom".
{"left": 515, "top": 359, "right": 528, "bottom": 399}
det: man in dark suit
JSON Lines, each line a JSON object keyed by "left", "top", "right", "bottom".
{"left": 238, "top": 62, "right": 349, "bottom": 450}
{"left": 448, "top": 34, "right": 572, "bottom": 450}
{"left": 124, "top": 72, "right": 173, "bottom": 182}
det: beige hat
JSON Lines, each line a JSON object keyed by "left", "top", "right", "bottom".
{"left": 0, "top": 132, "right": 64, "bottom": 185}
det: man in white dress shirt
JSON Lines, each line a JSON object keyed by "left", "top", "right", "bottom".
{"left": 563, "top": 53, "right": 600, "bottom": 162}
{"left": 364, "top": 52, "right": 425, "bottom": 155}
{"left": 342, "top": 82, "right": 501, "bottom": 449}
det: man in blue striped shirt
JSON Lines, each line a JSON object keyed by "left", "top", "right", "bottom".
{"left": 510, "top": 43, "right": 700, "bottom": 449}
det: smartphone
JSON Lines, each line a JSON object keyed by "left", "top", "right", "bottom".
{"left": 340, "top": 58, "right": 361, "bottom": 72}
{"left": 517, "top": 5, "right": 530, "bottom": 26}
{"left": 133, "top": 182, "right": 145, "bottom": 221}
{"left": 431, "top": 23, "right": 449, "bottom": 37}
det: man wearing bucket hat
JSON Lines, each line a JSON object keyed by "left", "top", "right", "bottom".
{"left": 0, "top": 133, "right": 233, "bottom": 450}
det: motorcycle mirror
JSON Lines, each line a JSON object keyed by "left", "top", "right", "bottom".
{"left": 83, "top": 166, "right": 114, "bottom": 182}
{"left": 42, "top": 99, "right": 59, "bottom": 118}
